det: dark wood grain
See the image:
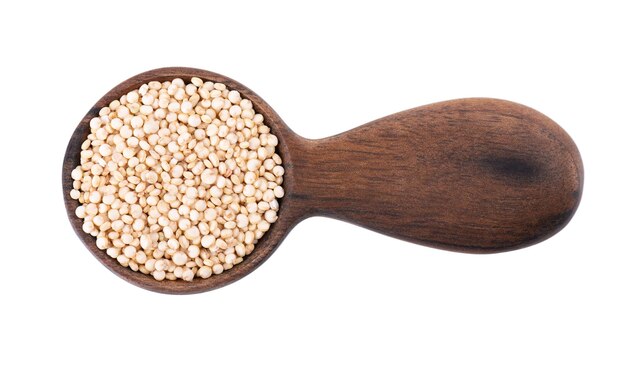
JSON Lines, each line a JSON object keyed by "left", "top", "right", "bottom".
{"left": 288, "top": 99, "right": 583, "bottom": 253}
{"left": 63, "top": 67, "right": 583, "bottom": 294}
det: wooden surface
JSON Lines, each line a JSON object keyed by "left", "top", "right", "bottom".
{"left": 288, "top": 99, "right": 583, "bottom": 253}
{"left": 62, "top": 67, "right": 583, "bottom": 294}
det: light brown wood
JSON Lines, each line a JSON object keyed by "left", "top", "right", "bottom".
{"left": 62, "top": 67, "right": 583, "bottom": 294}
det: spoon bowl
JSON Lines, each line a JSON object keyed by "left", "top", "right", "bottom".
{"left": 63, "top": 67, "right": 301, "bottom": 293}
{"left": 63, "top": 67, "right": 583, "bottom": 294}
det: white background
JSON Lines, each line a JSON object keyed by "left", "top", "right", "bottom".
{"left": 1, "top": 1, "right": 624, "bottom": 371}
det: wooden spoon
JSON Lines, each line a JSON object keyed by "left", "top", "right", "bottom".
{"left": 62, "top": 67, "right": 583, "bottom": 294}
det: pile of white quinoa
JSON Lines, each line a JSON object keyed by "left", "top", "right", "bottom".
{"left": 70, "top": 77, "right": 284, "bottom": 281}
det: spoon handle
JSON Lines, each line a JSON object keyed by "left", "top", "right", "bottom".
{"left": 289, "top": 98, "right": 583, "bottom": 253}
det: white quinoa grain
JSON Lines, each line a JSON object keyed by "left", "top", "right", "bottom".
{"left": 153, "top": 270, "right": 166, "bottom": 281}
{"left": 198, "top": 266, "right": 212, "bottom": 278}
{"left": 172, "top": 251, "right": 188, "bottom": 266}
{"left": 212, "top": 263, "right": 224, "bottom": 275}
